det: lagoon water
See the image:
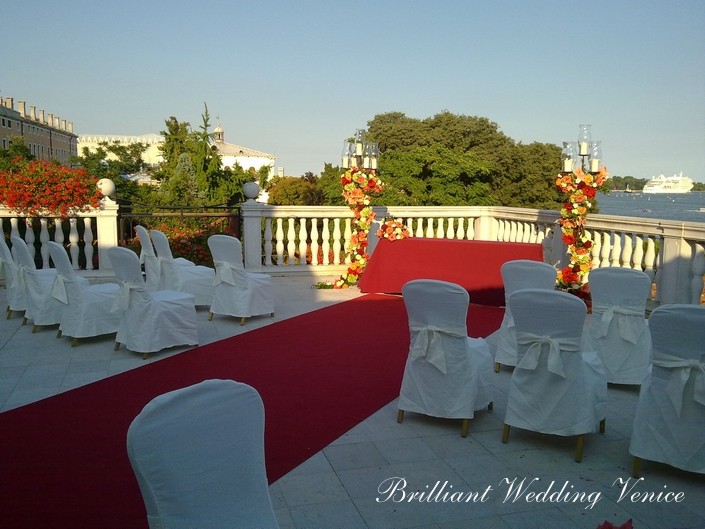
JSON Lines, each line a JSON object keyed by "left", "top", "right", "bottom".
{"left": 594, "top": 191, "right": 705, "bottom": 224}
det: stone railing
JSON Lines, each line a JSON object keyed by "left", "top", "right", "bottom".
{"left": 240, "top": 200, "right": 705, "bottom": 305}
{"left": 0, "top": 197, "right": 119, "bottom": 271}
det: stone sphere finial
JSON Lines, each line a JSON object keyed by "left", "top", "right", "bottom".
{"left": 97, "top": 178, "right": 116, "bottom": 197}
{"left": 243, "top": 181, "right": 260, "bottom": 201}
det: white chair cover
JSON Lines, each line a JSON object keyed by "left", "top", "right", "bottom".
{"left": 398, "top": 279, "right": 494, "bottom": 420}
{"left": 127, "top": 379, "right": 279, "bottom": 529}
{"left": 504, "top": 289, "right": 607, "bottom": 436}
{"left": 47, "top": 241, "right": 121, "bottom": 340}
{"left": 134, "top": 225, "right": 163, "bottom": 291}
{"left": 0, "top": 236, "right": 26, "bottom": 314}
{"left": 151, "top": 229, "right": 215, "bottom": 306}
{"left": 629, "top": 304, "right": 705, "bottom": 474}
{"left": 582, "top": 267, "right": 652, "bottom": 384}
{"left": 494, "top": 260, "right": 557, "bottom": 368}
{"left": 207, "top": 235, "right": 274, "bottom": 319}
{"left": 10, "top": 236, "right": 61, "bottom": 327}
{"left": 107, "top": 246, "right": 198, "bottom": 354}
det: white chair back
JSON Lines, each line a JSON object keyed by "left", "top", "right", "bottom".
{"left": 589, "top": 267, "right": 650, "bottom": 310}
{"left": 501, "top": 260, "right": 557, "bottom": 302}
{"left": 47, "top": 242, "right": 77, "bottom": 279}
{"left": 0, "top": 236, "right": 19, "bottom": 286}
{"left": 649, "top": 304, "right": 705, "bottom": 382}
{"left": 208, "top": 234, "right": 244, "bottom": 269}
{"left": 108, "top": 246, "right": 146, "bottom": 286}
{"left": 127, "top": 379, "right": 279, "bottom": 529}
{"left": 10, "top": 236, "right": 37, "bottom": 270}
{"left": 134, "top": 225, "right": 156, "bottom": 258}
{"left": 150, "top": 229, "right": 175, "bottom": 261}
{"left": 135, "top": 225, "right": 161, "bottom": 290}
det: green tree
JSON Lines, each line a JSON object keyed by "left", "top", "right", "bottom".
{"left": 366, "top": 111, "right": 563, "bottom": 209}
{"left": 0, "top": 136, "right": 34, "bottom": 170}
{"left": 267, "top": 176, "right": 323, "bottom": 205}
{"left": 160, "top": 152, "right": 199, "bottom": 206}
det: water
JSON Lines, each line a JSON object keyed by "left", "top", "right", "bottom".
{"left": 595, "top": 191, "right": 705, "bottom": 224}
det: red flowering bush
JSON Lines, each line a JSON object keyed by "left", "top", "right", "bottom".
{"left": 0, "top": 157, "right": 102, "bottom": 217}
{"left": 129, "top": 219, "right": 236, "bottom": 268}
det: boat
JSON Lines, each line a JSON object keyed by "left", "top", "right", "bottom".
{"left": 642, "top": 172, "right": 694, "bottom": 194}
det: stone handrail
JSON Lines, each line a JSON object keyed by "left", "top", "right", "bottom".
{"left": 240, "top": 200, "right": 705, "bottom": 305}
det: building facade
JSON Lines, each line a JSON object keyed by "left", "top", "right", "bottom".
{"left": 0, "top": 96, "right": 78, "bottom": 163}
{"left": 78, "top": 124, "right": 276, "bottom": 175}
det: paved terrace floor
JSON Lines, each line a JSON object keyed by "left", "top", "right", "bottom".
{"left": 0, "top": 275, "right": 703, "bottom": 529}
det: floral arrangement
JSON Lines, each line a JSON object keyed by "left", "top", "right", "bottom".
{"left": 0, "top": 157, "right": 102, "bottom": 218}
{"left": 555, "top": 165, "right": 609, "bottom": 293}
{"left": 333, "top": 168, "right": 384, "bottom": 288}
{"left": 376, "top": 219, "right": 410, "bottom": 241}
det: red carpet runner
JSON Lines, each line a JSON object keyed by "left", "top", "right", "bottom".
{"left": 0, "top": 294, "right": 503, "bottom": 529}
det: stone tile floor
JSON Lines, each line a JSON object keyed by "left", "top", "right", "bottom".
{"left": 0, "top": 275, "right": 703, "bottom": 529}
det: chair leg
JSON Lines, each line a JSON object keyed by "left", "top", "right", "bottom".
{"left": 32, "top": 324, "right": 39, "bottom": 333}
{"left": 56, "top": 329, "right": 62, "bottom": 338}
{"left": 142, "top": 352, "right": 150, "bottom": 360}
{"left": 22, "top": 316, "right": 27, "bottom": 325}
{"left": 71, "top": 338, "right": 79, "bottom": 347}
{"left": 6, "top": 307, "right": 12, "bottom": 319}
{"left": 494, "top": 362, "right": 500, "bottom": 373}
{"left": 208, "top": 312, "right": 214, "bottom": 321}
{"left": 114, "top": 342, "right": 121, "bottom": 351}
{"left": 461, "top": 418, "right": 470, "bottom": 438}
{"left": 632, "top": 457, "right": 641, "bottom": 478}
{"left": 487, "top": 401, "right": 494, "bottom": 413}
{"left": 502, "top": 424, "right": 510, "bottom": 443}
{"left": 599, "top": 418, "right": 606, "bottom": 434}
{"left": 396, "top": 409, "right": 404, "bottom": 423}
{"left": 575, "top": 434, "right": 585, "bottom": 463}
{"left": 240, "top": 317, "right": 247, "bottom": 326}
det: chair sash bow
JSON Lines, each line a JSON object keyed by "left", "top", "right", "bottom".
{"left": 409, "top": 324, "right": 467, "bottom": 374}
{"left": 591, "top": 303, "right": 645, "bottom": 343}
{"left": 213, "top": 261, "right": 248, "bottom": 289}
{"left": 515, "top": 333, "right": 582, "bottom": 377}
{"left": 112, "top": 281, "right": 146, "bottom": 312}
{"left": 652, "top": 352, "right": 705, "bottom": 416}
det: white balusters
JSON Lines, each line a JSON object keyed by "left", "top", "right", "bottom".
{"left": 436, "top": 218, "right": 445, "bottom": 239}
{"left": 69, "top": 218, "right": 80, "bottom": 268}
{"left": 643, "top": 236, "right": 656, "bottom": 283}
{"left": 333, "top": 218, "right": 342, "bottom": 265}
{"left": 620, "top": 233, "right": 633, "bottom": 268}
{"left": 297, "top": 218, "right": 308, "bottom": 266}
{"left": 275, "top": 218, "right": 285, "bottom": 265}
{"left": 425, "top": 218, "right": 435, "bottom": 238}
{"left": 309, "top": 219, "right": 319, "bottom": 265}
{"left": 322, "top": 219, "right": 330, "bottom": 265}
{"left": 343, "top": 219, "right": 352, "bottom": 265}
{"left": 263, "top": 218, "right": 273, "bottom": 266}
{"left": 39, "top": 218, "right": 50, "bottom": 268}
{"left": 286, "top": 219, "right": 296, "bottom": 266}
{"left": 83, "top": 218, "right": 94, "bottom": 270}
{"left": 631, "top": 234, "right": 644, "bottom": 271}
{"left": 24, "top": 218, "right": 35, "bottom": 259}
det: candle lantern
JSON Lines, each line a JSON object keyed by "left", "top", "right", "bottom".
{"left": 342, "top": 129, "right": 378, "bottom": 171}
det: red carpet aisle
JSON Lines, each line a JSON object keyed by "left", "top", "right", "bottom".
{"left": 0, "top": 294, "right": 504, "bottom": 529}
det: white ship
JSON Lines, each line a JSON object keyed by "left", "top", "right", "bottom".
{"left": 642, "top": 172, "right": 694, "bottom": 194}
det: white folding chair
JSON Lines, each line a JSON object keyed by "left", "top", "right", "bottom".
{"left": 127, "top": 379, "right": 279, "bottom": 529}
{"left": 134, "top": 225, "right": 163, "bottom": 291}
{"left": 582, "top": 267, "right": 652, "bottom": 384}
{"left": 502, "top": 288, "right": 607, "bottom": 462}
{"left": 397, "top": 279, "right": 494, "bottom": 437}
{"left": 107, "top": 246, "right": 198, "bottom": 357}
{"left": 207, "top": 234, "right": 274, "bottom": 324}
{"left": 494, "top": 260, "right": 557, "bottom": 372}
{"left": 47, "top": 241, "right": 121, "bottom": 346}
{"left": 0, "top": 236, "right": 26, "bottom": 318}
{"left": 629, "top": 304, "right": 705, "bottom": 476}
{"left": 151, "top": 229, "right": 215, "bottom": 306}
{"left": 10, "top": 236, "right": 60, "bottom": 332}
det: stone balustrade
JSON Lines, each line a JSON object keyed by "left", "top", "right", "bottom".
{"left": 241, "top": 200, "right": 705, "bottom": 305}
{"left": 0, "top": 196, "right": 119, "bottom": 271}
{"left": 2, "top": 197, "right": 703, "bottom": 305}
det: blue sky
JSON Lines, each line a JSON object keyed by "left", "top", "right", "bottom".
{"left": 3, "top": 0, "right": 704, "bottom": 182}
